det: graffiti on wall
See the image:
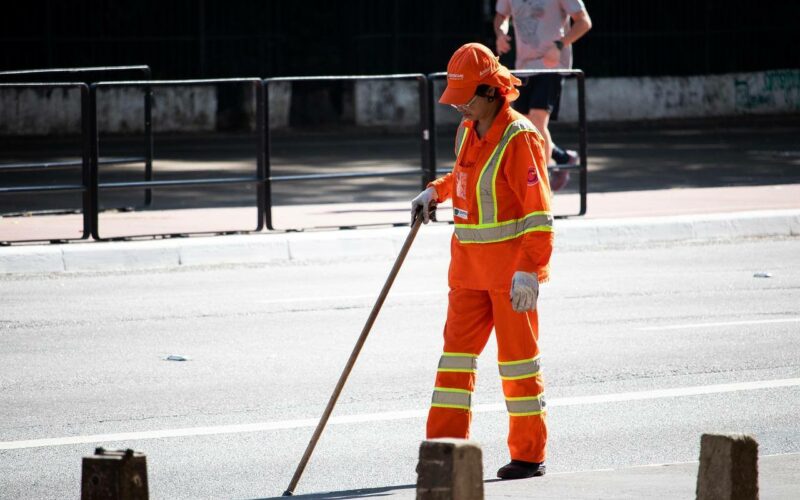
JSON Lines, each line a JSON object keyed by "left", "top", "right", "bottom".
{"left": 735, "top": 69, "right": 799, "bottom": 112}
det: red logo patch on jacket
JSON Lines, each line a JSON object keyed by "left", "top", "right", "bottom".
{"left": 527, "top": 167, "right": 539, "bottom": 186}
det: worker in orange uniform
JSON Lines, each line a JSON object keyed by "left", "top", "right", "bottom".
{"left": 411, "top": 42, "right": 553, "bottom": 480}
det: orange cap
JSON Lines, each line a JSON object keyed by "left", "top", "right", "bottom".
{"left": 439, "top": 43, "right": 522, "bottom": 105}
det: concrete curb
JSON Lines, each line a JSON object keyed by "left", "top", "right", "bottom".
{"left": 1, "top": 209, "right": 798, "bottom": 275}
{"left": 555, "top": 209, "right": 800, "bottom": 248}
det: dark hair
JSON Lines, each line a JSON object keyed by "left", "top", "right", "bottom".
{"left": 475, "top": 84, "right": 501, "bottom": 103}
{"left": 475, "top": 84, "right": 492, "bottom": 97}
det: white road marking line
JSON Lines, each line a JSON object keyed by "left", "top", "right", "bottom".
{"left": 474, "top": 378, "right": 800, "bottom": 411}
{"left": 638, "top": 318, "right": 800, "bottom": 331}
{"left": 3, "top": 378, "right": 799, "bottom": 451}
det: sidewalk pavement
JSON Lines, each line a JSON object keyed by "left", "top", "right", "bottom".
{"left": 275, "top": 453, "right": 800, "bottom": 499}
{"left": 1, "top": 184, "right": 799, "bottom": 274}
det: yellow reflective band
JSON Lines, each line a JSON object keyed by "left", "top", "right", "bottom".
{"left": 500, "top": 372, "right": 541, "bottom": 381}
{"left": 505, "top": 395, "right": 543, "bottom": 402}
{"left": 433, "top": 387, "right": 471, "bottom": 394}
{"left": 476, "top": 141, "right": 502, "bottom": 225}
{"left": 498, "top": 357, "right": 542, "bottom": 380}
{"left": 508, "top": 410, "right": 545, "bottom": 417}
{"left": 455, "top": 213, "right": 553, "bottom": 244}
{"left": 455, "top": 124, "right": 470, "bottom": 159}
{"left": 442, "top": 352, "right": 478, "bottom": 358}
{"left": 455, "top": 211, "right": 551, "bottom": 230}
{"left": 475, "top": 120, "right": 536, "bottom": 225}
{"left": 431, "top": 403, "right": 472, "bottom": 411}
{"left": 489, "top": 128, "right": 529, "bottom": 224}
{"left": 498, "top": 357, "right": 540, "bottom": 366}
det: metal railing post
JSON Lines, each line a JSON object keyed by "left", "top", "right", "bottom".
{"left": 418, "top": 75, "right": 433, "bottom": 190}
{"left": 143, "top": 66, "right": 154, "bottom": 206}
{"left": 577, "top": 71, "right": 588, "bottom": 216}
{"left": 89, "top": 83, "right": 100, "bottom": 240}
{"left": 80, "top": 83, "right": 93, "bottom": 239}
{"left": 263, "top": 79, "right": 274, "bottom": 230}
{"left": 255, "top": 79, "right": 266, "bottom": 231}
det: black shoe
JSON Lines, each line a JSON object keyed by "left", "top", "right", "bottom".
{"left": 496, "top": 460, "right": 546, "bottom": 480}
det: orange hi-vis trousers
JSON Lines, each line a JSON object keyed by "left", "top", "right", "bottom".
{"left": 426, "top": 288, "right": 547, "bottom": 463}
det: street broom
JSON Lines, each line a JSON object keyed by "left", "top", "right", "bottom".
{"left": 283, "top": 211, "right": 425, "bottom": 496}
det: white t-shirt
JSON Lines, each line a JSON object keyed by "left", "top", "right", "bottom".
{"left": 496, "top": 0, "right": 585, "bottom": 70}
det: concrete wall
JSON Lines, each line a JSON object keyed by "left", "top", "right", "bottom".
{"left": 433, "top": 69, "right": 798, "bottom": 125}
{"left": 558, "top": 68, "right": 799, "bottom": 123}
{"left": 0, "top": 86, "right": 84, "bottom": 135}
{"left": 354, "top": 79, "right": 420, "bottom": 127}
{"left": 0, "top": 85, "right": 219, "bottom": 135}
{"left": 1, "top": 69, "right": 796, "bottom": 136}
{"left": 267, "top": 81, "right": 292, "bottom": 130}
{"left": 0, "top": 82, "right": 292, "bottom": 136}
{"left": 96, "top": 86, "right": 217, "bottom": 133}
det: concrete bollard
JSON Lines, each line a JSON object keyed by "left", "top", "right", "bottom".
{"left": 696, "top": 433, "right": 758, "bottom": 500}
{"left": 416, "top": 438, "right": 483, "bottom": 500}
{"left": 81, "top": 447, "right": 149, "bottom": 500}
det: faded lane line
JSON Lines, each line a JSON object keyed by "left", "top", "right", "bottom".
{"left": 638, "top": 318, "right": 800, "bottom": 331}
{"left": 3, "top": 378, "right": 799, "bottom": 451}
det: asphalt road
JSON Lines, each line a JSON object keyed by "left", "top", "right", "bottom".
{"left": 1, "top": 236, "right": 799, "bottom": 499}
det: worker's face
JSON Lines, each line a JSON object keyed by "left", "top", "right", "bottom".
{"left": 451, "top": 88, "right": 498, "bottom": 121}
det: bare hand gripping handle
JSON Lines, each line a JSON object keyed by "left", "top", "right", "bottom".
{"left": 283, "top": 212, "right": 424, "bottom": 496}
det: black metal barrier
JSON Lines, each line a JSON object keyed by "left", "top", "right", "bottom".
{"left": 0, "top": 65, "right": 152, "bottom": 83}
{"left": 427, "top": 69, "right": 588, "bottom": 217}
{"left": 0, "top": 82, "right": 92, "bottom": 241}
{"left": 262, "top": 74, "right": 430, "bottom": 230}
{"left": 1, "top": 70, "right": 587, "bottom": 244}
{"left": 89, "top": 78, "right": 265, "bottom": 240}
{"left": 0, "top": 66, "right": 155, "bottom": 206}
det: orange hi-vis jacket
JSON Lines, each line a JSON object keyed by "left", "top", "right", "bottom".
{"left": 430, "top": 101, "right": 553, "bottom": 290}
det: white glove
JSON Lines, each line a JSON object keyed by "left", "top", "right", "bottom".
{"left": 411, "top": 187, "right": 438, "bottom": 224}
{"left": 510, "top": 271, "right": 539, "bottom": 312}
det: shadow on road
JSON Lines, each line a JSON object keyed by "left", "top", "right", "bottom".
{"left": 3, "top": 116, "right": 799, "bottom": 215}
{"left": 253, "top": 483, "right": 415, "bottom": 499}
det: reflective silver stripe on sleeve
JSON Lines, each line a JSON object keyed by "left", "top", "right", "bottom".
{"left": 455, "top": 123, "right": 469, "bottom": 159}
{"left": 454, "top": 212, "right": 553, "bottom": 244}
{"left": 505, "top": 394, "right": 545, "bottom": 416}
{"left": 431, "top": 387, "right": 472, "bottom": 410}
{"left": 498, "top": 357, "right": 541, "bottom": 380}
{"left": 437, "top": 353, "right": 478, "bottom": 372}
{"left": 476, "top": 119, "right": 536, "bottom": 224}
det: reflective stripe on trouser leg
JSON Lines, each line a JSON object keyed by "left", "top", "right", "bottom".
{"left": 498, "top": 356, "right": 541, "bottom": 381}
{"left": 431, "top": 387, "right": 472, "bottom": 411}
{"left": 505, "top": 392, "right": 545, "bottom": 416}
{"left": 427, "top": 356, "right": 478, "bottom": 439}
{"left": 427, "top": 289, "right": 495, "bottom": 440}
{"left": 437, "top": 352, "right": 478, "bottom": 373}
{"left": 490, "top": 289, "right": 547, "bottom": 463}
